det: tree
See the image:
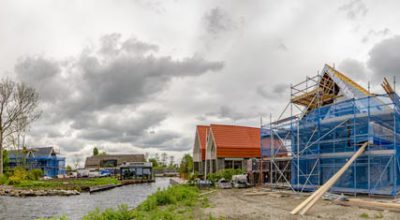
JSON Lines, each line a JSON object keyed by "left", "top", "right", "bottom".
{"left": 65, "top": 165, "right": 72, "bottom": 175}
{"left": 169, "top": 155, "right": 175, "bottom": 168}
{"left": 148, "top": 158, "right": 159, "bottom": 168}
{"left": 99, "top": 151, "right": 107, "bottom": 155}
{"left": 72, "top": 155, "right": 81, "bottom": 170}
{"left": 161, "top": 152, "right": 168, "bottom": 167}
{"left": 93, "top": 147, "right": 99, "bottom": 156}
{"left": 179, "top": 154, "right": 193, "bottom": 179}
{"left": 0, "top": 79, "right": 41, "bottom": 176}
{"left": 2, "top": 149, "right": 8, "bottom": 173}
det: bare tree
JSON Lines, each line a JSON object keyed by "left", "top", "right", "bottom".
{"left": 169, "top": 155, "right": 175, "bottom": 167}
{"left": 72, "top": 155, "right": 82, "bottom": 170}
{"left": 161, "top": 152, "right": 168, "bottom": 167}
{"left": 0, "top": 79, "right": 41, "bottom": 176}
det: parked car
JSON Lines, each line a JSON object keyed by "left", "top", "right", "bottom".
{"left": 42, "top": 176, "right": 53, "bottom": 180}
{"left": 77, "top": 169, "right": 90, "bottom": 178}
{"left": 100, "top": 169, "right": 112, "bottom": 177}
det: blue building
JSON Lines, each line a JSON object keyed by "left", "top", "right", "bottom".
{"left": 8, "top": 147, "right": 65, "bottom": 177}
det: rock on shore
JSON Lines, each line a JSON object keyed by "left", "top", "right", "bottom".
{"left": 0, "top": 187, "right": 80, "bottom": 197}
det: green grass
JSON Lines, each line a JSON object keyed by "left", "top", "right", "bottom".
{"left": 78, "top": 184, "right": 202, "bottom": 220}
{"left": 14, "top": 177, "right": 120, "bottom": 191}
{"left": 359, "top": 213, "right": 369, "bottom": 218}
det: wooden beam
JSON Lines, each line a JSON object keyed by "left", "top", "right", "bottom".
{"left": 291, "top": 142, "right": 368, "bottom": 215}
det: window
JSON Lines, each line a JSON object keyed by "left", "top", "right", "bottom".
{"left": 100, "top": 159, "right": 118, "bottom": 167}
{"left": 224, "top": 160, "right": 233, "bottom": 169}
{"left": 233, "top": 161, "right": 242, "bottom": 169}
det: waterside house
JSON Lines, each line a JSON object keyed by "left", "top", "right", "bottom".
{"left": 84, "top": 154, "right": 146, "bottom": 169}
{"left": 8, "top": 147, "right": 66, "bottom": 177}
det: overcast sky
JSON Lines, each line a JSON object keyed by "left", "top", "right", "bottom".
{"left": 1, "top": 0, "right": 400, "bottom": 166}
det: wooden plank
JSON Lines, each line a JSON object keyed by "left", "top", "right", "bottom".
{"left": 244, "top": 192, "right": 270, "bottom": 196}
{"left": 291, "top": 142, "right": 368, "bottom": 215}
{"left": 199, "top": 190, "right": 217, "bottom": 196}
{"left": 299, "top": 142, "right": 368, "bottom": 215}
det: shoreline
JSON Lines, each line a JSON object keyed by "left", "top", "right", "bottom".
{"left": 0, "top": 178, "right": 156, "bottom": 197}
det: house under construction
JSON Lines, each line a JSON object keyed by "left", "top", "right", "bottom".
{"left": 261, "top": 64, "right": 400, "bottom": 197}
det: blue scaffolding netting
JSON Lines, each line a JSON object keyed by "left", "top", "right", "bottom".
{"left": 261, "top": 67, "right": 400, "bottom": 197}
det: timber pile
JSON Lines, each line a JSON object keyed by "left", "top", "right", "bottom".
{"left": 291, "top": 142, "right": 368, "bottom": 215}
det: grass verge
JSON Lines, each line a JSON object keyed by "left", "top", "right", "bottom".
{"left": 83, "top": 184, "right": 210, "bottom": 220}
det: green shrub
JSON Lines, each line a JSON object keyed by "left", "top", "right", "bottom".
{"left": 0, "top": 175, "right": 8, "bottom": 185}
{"left": 28, "top": 169, "right": 43, "bottom": 180}
{"left": 137, "top": 185, "right": 199, "bottom": 212}
{"left": 9, "top": 167, "right": 28, "bottom": 185}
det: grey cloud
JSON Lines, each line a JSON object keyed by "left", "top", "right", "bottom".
{"left": 338, "top": 0, "right": 368, "bottom": 20}
{"left": 362, "top": 28, "right": 390, "bottom": 43}
{"left": 257, "top": 83, "right": 288, "bottom": 99}
{"left": 76, "top": 110, "right": 168, "bottom": 142}
{"left": 368, "top": 35, "right": 400, "bottom": 79}
{"left": 205, "top": 105, "right": 256, "bottom": 121}
{"left": 15, "top": 56, "right": 66, "bottom": 101}
{"left": 204, "top": 7, "right": 234, "bottom": 35}
{"left": 277, "top": 43, "right": 288, "bottom": 52}
{"left": 14, "top": 34, "right": 224, "bottom": 153}
{"left": 338, "top": 58, "right": 367, "bottom": 80}
{"left": 99, "top": 33, "right": 159, "bottom": 57}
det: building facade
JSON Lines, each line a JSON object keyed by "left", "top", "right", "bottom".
{"left": 8, "top": 147, "right": 65, "bottom": 177}
{"left": 85, "top": 154, "right": 146, "bottom": 169}
{"left": 193, "top": 125, "right": 209, "bottom": 176}
{"left": 204, "top": 124, "right": 261, "bottom": 176}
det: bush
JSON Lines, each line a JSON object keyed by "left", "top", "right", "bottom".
{"left": 28, "top": 169, "right": 43, "bottom": 180}
{"left": 9, "top": 167, "right": 28, "bottom": 185}
{"left": 0, "top": 175, "right": 8, "bottom": 185}
{"left": 137, "top": 185, "right": 199, "bottom": 212}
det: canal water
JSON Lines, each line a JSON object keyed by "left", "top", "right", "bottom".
{"left": 0, "top": 178, "right": 171, "bottom": 220}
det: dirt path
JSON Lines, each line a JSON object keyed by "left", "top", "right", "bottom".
{"left": 202, "top": 189, "right": 400, "bottom": 220}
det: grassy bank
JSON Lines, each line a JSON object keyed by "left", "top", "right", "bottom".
{"left": 13, "top": 177, "right": 120, "bottom": 191}
{"left": 40, "top": 184, "right": 212, "bottom": 220}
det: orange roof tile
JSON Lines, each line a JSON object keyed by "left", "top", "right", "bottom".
{"left": 196, "top": 125, "right": 209, "bottom": 160}
{"left": 210, "top": 124, "right": 261, "bottom": 158}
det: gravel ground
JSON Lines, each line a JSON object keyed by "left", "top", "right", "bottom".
{"left": 202, "top": 188, "right": 400, "bottom": 220}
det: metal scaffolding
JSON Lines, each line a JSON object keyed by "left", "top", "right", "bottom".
{"left": 261, "top": 64, "right": 400, "bottom": 197}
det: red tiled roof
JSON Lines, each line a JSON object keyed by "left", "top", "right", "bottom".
{"left": 210, "top": 124, "right": 261, "bottom": 158}
{"left": 197, "top": 125, "right": 209, "bottom": 160}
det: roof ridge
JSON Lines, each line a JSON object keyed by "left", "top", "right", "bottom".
{"left": 210, "top": 124, "right": 259, "bottom": 129}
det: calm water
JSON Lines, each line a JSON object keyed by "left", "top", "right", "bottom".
{"left": 0, "top": 178, "right": 171, "bottom": 220}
